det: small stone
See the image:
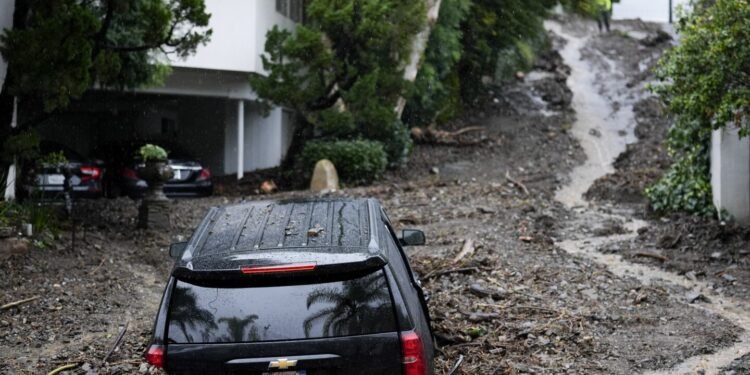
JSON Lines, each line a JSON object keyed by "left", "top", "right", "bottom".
{"left": 429, "top": 167, "right": 440, "bottom": 175}
{"left": 710, "top": 252, "right": 722, "bottom": 259}
{"left": 722, "top": 273, "right": 737, "bottom": 282}
{"left": 139, "top": 363, "right": 149, "bottom": 373}
{"left": 686, "top": 291, "right": 710, "bottom": 304}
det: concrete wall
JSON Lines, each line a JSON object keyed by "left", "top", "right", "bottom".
{"left": 711, "top": 126, "right": 750, "bottom": 224}
{"left": 0, "top": 0, "right": 14, "bottom": 89}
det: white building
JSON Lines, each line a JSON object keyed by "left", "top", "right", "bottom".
{"left": 3, "top": 0, "right": 304, "bottom": 179}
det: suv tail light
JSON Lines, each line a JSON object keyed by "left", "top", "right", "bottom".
{"left": 196, "top": 167, "right": 211, "bottom": 181}
{"left": 240, "top": 263, "right": 316, "bottom": 274}
{"left": 145, "top": 345, "right": 165, "bottom": 368}
{"left": 79, "top": 166, "right": 101, "bottom": 182}
{"left": 401, "top": 331, "right": 426, "bottom": 375}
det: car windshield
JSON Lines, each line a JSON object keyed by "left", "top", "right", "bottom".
{"left": 167, "top": 269, "right": 397, "bottom": 344}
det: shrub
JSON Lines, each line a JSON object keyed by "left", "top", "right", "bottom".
{"left": 139, "top": 144, "right": 168, "bottom": 161}
{"left": 300, "top": 140, "right": 387, "bottom": 185}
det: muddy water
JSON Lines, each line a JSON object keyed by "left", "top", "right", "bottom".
{"left": 546, "top": 21, "right": 636, "bottom": 208}
{"left": 549, "top": 20, "right": 750, "bottom": 374}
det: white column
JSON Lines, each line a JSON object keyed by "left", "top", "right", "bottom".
{"left": 237, "top": 100, "right": 245, "bottom": 180}
{"left": 4, "top": 97, "right": 18, "bottom": 201}
{"left": 711, "top": 125, "right": 750, "bottom": 223}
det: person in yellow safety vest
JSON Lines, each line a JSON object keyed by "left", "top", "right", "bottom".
{"left": 596, "top": 0, "right": 612, "bottom": 32}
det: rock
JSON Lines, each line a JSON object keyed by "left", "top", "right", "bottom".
{"left": 686, "top": 291, "right": 711, "bottom": 304}
{"left": 310, "top": 159, "right": 340, "bottom": 194}
{"left": 260, "top": 180, "right": 277, "bottom": 194}
{"left": 469, "top": 284, "right": 507, "bottom": 300}
{"left": 429, "top": 167, "right": 440, "bottom": 175}
{"left": 139, "top": 363, "right": 149, "bottom": 373}
{"left": 0, "top": 238, "right": 31, "bottom": 261}
{"left": 722, "top": 273, "right": 737, "bottom": 282}
{"left": 588, "top": 128, "right": 601, "bottom": 137}
{"left": 710, "top": 252, "right": 722, "bottom": 260}
{"left": 477, "top": 206, "right": 496, "bottom": 214}
{"left": 640, "top": 30, "right": 672, "bottom": 47}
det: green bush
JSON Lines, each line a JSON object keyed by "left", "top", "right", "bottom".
{"left": 647, "top": 0, "right": 750, "bottom": 216}
{"left": 300, "top": 140, "right": 387, "bottom": 185}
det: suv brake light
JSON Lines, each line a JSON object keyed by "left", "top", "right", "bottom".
{"left": 145, "top": 345, "right": 165, "bottom": 368}
{"left": 196, "top": 167, "right": 211, "bottom": 181}
{"left": 241, "top": 263, "right": 316, "bottom": 274}
{"left": 401, "top": 331, "right": 426, "bottom": 375}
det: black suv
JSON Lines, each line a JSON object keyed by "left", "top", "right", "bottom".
{"left": 146, "top": 198, "right": 434, "bottom": 374}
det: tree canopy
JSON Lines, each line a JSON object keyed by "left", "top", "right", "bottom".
{"left": 0, "top": 0, "right": 212, "bottom": 113}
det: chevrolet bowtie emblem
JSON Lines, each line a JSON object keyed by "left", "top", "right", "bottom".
{"left": 269, "top": 358, "right": 298, "bottom": 370}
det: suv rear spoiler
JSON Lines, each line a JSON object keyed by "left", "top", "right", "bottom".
{"left": 172, "top": 251, "right": 387, "bottom": 284}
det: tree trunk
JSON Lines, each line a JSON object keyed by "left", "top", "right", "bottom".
{"left": 1, "top": 0, "right": 26, "bottom": 201}
{"left": 395, "top": 0, "right": 442, "bottom": 118}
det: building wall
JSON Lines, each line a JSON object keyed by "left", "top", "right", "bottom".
{"left": 0, "top": 0, "right": 14, "bottom": 89}
{"left": 169, "top": 0, "right": 296, "bottom": 74}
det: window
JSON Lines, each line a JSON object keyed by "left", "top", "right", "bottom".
{"left": 276, "top": 0, "right": 304, "bottom": 23}
{"left": 167, "top": 270, "right": 397, "bottom": 343}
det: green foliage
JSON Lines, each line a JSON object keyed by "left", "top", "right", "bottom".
{"left": 457, "top": 0, "right": 554, "bottom": 102}
{"left": 403, "top": 0, "right": 471, "bottom": 127}
{"left": 139, "top": 144, "right": 168, "bottom": 161}
{"left": 2, "top": 130, "right": 40, "bottom": 164}
{"left": 647, "top": 0, "right": 750, "bottom": 216}
{"left": 38, "top": 151, "right": 68, "bottom": 168}
{"left": 300, "top": 140, "right": 387, "bottom": 185}
{"left": 0, "top": 0, "right": 212, "bottom": 112}
{"left": 0, "top": 200, "right": 59, "bottom": 238}
{"left": 249, "top": 0, "right": 426, "bottom": 167}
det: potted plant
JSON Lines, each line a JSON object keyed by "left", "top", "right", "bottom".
{"left": 138, "top": 144, "right": 173, "bottom": 201}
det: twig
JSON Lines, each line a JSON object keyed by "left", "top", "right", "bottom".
{"left": 1, "top": 296, "right": 40, "bottom": 310}
{"left": 449, "top": 126, "right": 485, "bottom": 137}
{"left": 505, "top": 171, "right": 530, "bottom": 195}
{"left": 452, "top": 239, "right": 475, "bottom": 264}
{"left": 447, "top": 354, "right": 465, "bottom": 375}
{"left": 423, "top": 267, "right": 479, "bottom": 280}
{"left": 89, "top": 258, "right": 106, "bottom": 275}
{"left": 48, "top": 363, "right": 79, "bottom": 375}
{"left": 103, "top": 321, "right": 129, "bottom": 363}
{"left": 634, "top": 251, "right": 668, "bottom": 262}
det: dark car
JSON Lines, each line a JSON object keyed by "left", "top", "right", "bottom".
{"left": 21, "top": 141, "right": 105, "bottom": 199}
{"left": 146, "top": 198, "right": 434, "bottom": 375}
{"left": 92, "top": 141, "right": 212, "bottom": 199}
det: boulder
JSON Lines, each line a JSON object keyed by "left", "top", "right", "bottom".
{"left": 310, "top": 160, "right": 340, "bottom": 193}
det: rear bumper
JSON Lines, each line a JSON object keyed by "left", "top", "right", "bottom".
{"left": 124, "top": 180, "right": 213, "bottom": 199}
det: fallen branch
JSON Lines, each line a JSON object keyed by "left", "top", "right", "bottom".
{"left": 423, "top": 267, "right": 479, "bottom": 280}
{"left": 447, "top": 354, "right": 465, "bottom": 375}
{"left": 452, "top": 239, "right": 475, "bottom": 264}
{"left": 505, "top": 171, "right": 529, "bottom": 195}
{"left": 1, "top": 296, "right": 40, "bottom": 310}
{"left": 411, "top": 126, "right": 485, "bottom": 145}
{"left": 103, "top": 321, "right": 129, "bottom": 363}
{"left": 634, "top": 251, "right": 668, "bottom": 262}
{"left": 48, "top": 363, "right": 79, "bottom": 375}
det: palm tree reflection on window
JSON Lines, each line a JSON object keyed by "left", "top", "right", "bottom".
{"left": 169, "top": 286, "right": 218, "bottom": 343}
{"left": 218, "top": 315, "right": 261, "bottom": 342}
{"left": 303, "top": 272, "right": 394, "bottom": 337}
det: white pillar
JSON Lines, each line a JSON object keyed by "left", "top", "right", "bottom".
{"left": 711, "top": 125, "right": 750, "bottom": 223}
{"left": 4, "top": 97, "right": 18, "bottom": 201}
{"left": 237, "top": 100, "right": 245, "bottom": 181}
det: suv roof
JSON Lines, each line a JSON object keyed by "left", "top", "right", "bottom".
{"left": 173, "top": 198, "right": 390, "bottom": 281}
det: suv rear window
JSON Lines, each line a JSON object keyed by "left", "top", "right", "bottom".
{"left": 167, "top": 270, "right": 397, "bottom": 343}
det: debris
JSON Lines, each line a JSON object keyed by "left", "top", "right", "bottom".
{"left": 452, "top": 239, "right": 475, "bottom": 264}
{"left": 48, "top": 363, "right": 80, "bottom": 375}
{"left": 505, "top": 171, "right": 530, "bottom": 195}
{"left": 465, "top": 327, "right": 485, "bottom": 338}
{"left": 634, "top": 251, "right": 668, "bottom": 262}
{"left": 469, "top": 284, "right": 507, "bottom": 300}
{"left": 103, "top": 321, "right": 129, "bottom": 363}
{"left": 710, "top": 252, "right": 722, "bottom": 260}
{"left": 467, "top": 312, "right": 501, "bottom": 322}
{"left": 588, "top": 128, "right": 601, "bottom": 137}
{"left": 686, "top": 292, "right": 711, "bottom": 304}
{"left": 1, "top": 296, "right": 40, "bottom": 311}
{"left": 722, "top": 274, "right": 737, "bottom": 282}
{"left": 411, "top": 126, "right": 485, "bottom": 145}
{"left": 447, "top": 355, "right": 465, "bottom": 375}
{"left": 477, "top": 206, "right": 496, "bottom": 214}
{"left": 519, "top": 236, "right": 533, "bottom": 243}
{"left": 430, "top": 167, "right": 440, "bottom": 175}
{"left": 0, "top": 226, "right": 13, "bottom": 238}
{"left": 656, "top": 234, "right": 681, "bottom": 249}
{"left": 307, "top": 227, "right": 324, "bottom": 237}
{"left": 423, "top": 267, "right": 479, "bottom": 280}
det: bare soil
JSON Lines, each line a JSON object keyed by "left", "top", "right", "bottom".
{"left": 1, "top": 16, "right": 745, "bottom": 375}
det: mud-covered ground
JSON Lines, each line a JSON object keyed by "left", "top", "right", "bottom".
{"left": 1, "top": 16, "right": 746, "bottom": 375}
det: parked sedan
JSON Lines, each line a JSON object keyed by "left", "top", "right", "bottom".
{"left": 93, "top": 141, "right": 213, "bottom": 199}
{"left": 21, "top": 141, "right": 105, "bottom": 199}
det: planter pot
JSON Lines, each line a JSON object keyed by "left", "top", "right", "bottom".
{"left": 138, "top": 160, "right": 173, "bottom": 231}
